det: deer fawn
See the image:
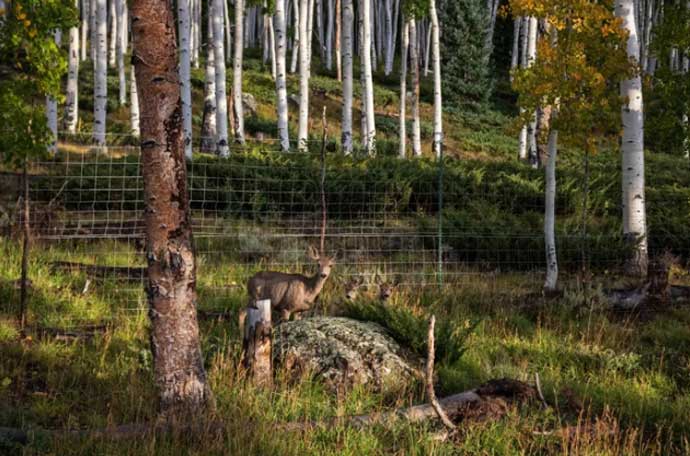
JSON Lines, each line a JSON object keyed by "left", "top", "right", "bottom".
{"left": 246, "top": 246, "right": 338, "bottom": 322}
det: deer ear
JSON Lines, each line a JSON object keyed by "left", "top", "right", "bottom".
{"left": 307, "top": 245, "right": 320, "bottom": 260}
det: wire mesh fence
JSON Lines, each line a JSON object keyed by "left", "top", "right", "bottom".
{"left": 5, "top": 134, "right": 690, "bottom": 325}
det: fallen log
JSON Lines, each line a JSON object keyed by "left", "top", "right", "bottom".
{"left": 0, "top": 379, "right": 538, "bottom": 444}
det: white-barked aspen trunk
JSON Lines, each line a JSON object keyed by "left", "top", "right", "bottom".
{"left": 130, "top": 66, "right": 140, "bottom": 137}
{"left": 361, "top": 0, "right": 376, "bottom": 154}
{"left": 178, "top": 0, "right": 193, "bottom": 159}
{"left": 93, "top": 0, "right": 107, "bottom": 147}
{"left": 66, "top": 3, "right": 80, "bottom": 135}
{"left": 616, "top": 0, "right": 648, "bottom": 276}
{"left": 213, "top": 0, "right": 230, "bottom": 156}
{"left": 399, "top": 20, "right": 409, "bottom": 159}
{"left": 47, "top": 30, "right": 61, "bottom": 154}
{"left": 410, "top": 19, "right": 421, "bottom": 157}
{"left": 429, "top": 0, "right": 442, "bottom": 158}
{"left": 298, "top": 0, "right": 311, "bottom": 151}
{"left": 341, "top": 0, "right": 354, "bottom": 154}
{"left": 543, "top": 128, "right": 558, "bottom": 292}
{"left": 274, "top": 0, "right": 290, "bottom": 151}
{"left": 233, "top": 0, "right": 246, "bottom": 143}
{"left": 201, "top": 10, "right": 217, "bottom": 153}
{"left": 116, "top": 0, "right": 127, "bottom": 106}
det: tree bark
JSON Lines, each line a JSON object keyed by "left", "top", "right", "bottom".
{"left": 233, "top": 0, "right": 246, "bottom": 144}
{"left": 361, "top": 0, "right": 376, "bottom": 154}
{"left": 130, "top": 65, "right": 140, "bottom": 137}
{"left": 399, "top": 20, "right": 408, "bottom": 159}
{"left": 178, "top": 0, "right": 193, "bottom": 159}
{"left": 46, "top": 30, "right": 61, "bottom": 154}
{"left": 410, "top": 19, "right": 421, "bottom": 157}
{"left": 275, "top": 0, "right": 291, "bottom": 151}
{"left": 341, "top": 0, "right": 353, "bottom": 154}
{"left": 81, "top": 0, "right": 89, "bottom": 61}
{"left": 544, "top": 129, "right": 558, "bottom": 292}
{"left": 66, "top": 2, "right": 80, "bottom": 134}
{"left": 615, "top": 0, "right": 648, "bottom": 277}
{"left": 335, "top": 0, "right": 341, "bottom": 81}
{"left": 201, "top": 10, "right": 217, "bottom": 154}
{"left": 290, "top": 0, "right": 300, "bottom": 73}
{"left": 213, "top": 0, "right": 230, "bottom": 156}
{"left": 93, "top": 0, "right": 107, "bottom": 146}
{"left": 298, "top": 0, "right": 311, "bottom": 151}
{"left": 429, "top": 0, "right": 442, "bottom": 158}
{"left": 109, "top": 0, "right": 117, "bottom": 67}
{"left": 130, "top": 0, "right": 213, "bottom": 415}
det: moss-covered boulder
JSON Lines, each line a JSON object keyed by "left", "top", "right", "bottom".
{"left": 273, "top": 317, "right": 421, "bottom": 393}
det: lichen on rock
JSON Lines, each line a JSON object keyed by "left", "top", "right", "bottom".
{"left": 273, "top": 317, "right": 421, "bottom": 393}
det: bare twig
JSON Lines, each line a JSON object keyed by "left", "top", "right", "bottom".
{"left": 319, "top": 106, "right": 328, "bottom": 255}
{"left": 534, "top": 372, "right": 548, "bottom": 408}
{"left": 426, "top": 315, "right": 456, "bottom": 430}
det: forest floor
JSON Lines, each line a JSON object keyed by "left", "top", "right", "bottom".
{"left": 1, "top": 55, "right": 690, "bottom": 454}
{"left": 1, "top": 236, "right": 690, "bottom": 455}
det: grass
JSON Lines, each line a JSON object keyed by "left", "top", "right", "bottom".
{"left": 1, "top": 51, "right": 689, "bottom": 455}
{"left": 1, "top": 236, "right": 690, "bottom": 454}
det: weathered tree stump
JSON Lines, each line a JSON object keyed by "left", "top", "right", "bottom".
{"left": 242, "top": 299, "right": 273, "bottom": 387}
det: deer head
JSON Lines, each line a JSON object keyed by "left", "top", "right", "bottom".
{"left": 344, "top": 276, "right": 364, "bottom": 301}
{"left": 308, "top": 245, "right": 337, "bottom": 280}
{"left": 377, "top": 276, "right": 399, "bottom": 302}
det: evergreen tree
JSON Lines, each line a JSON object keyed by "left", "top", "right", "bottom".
{"left": 438, "top": 0, "right": 492, "bottom": 107}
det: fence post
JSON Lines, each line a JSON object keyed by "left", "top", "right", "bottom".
{"left": 242, "top": 299, "right": 273, "bottom": 388}
{"left": 437, "top": 141, "right": 444, "bottom": 288}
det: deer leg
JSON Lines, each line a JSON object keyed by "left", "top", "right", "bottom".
{"left": 280, "top": 309, "right": 291, "bottom": 322}
{"left": 239, "top": 307, "right": 247, "bottom": 337}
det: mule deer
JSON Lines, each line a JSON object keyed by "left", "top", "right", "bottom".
{"left": 247, "top": 246, "right": 337, "bottom": 322}
{"left": 377, "top": 277, "right": 399, "bottom": 302}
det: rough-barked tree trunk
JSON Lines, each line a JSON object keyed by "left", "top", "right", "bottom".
{"left": 429, "top": 0, "right": 442, "bottom": 158}
{"left": 341, "top": 0, "right": 353, "bottom": 154}
{"left": 213, "top": 0, "right": 230, "bottom": 156}
{"left": 200, "top": 10, "right": 217, "bottom": 154}
{"left": 410, "top": 19, "right": 421, "bottom": 157}
{"left": 178, "top": 0, "right": 193, "bottom": 159}
{"left": 130, "top": 0, "right": 213, "bottom": 416}
{"left": 66, "top": 8, "right": 80, "bottom": 134}
{"left": 544, "top": 128, "right": 558, "bottom": 292}
{"left": 298, "top": 0, "right": 310, "bottom": 151}
{"left": 616, "top": 0, "right": 648, "bottom": 276}
{"left": 94, "top": 0, "right": 107, "bottom": 146}
{"left": 361, "top": 0, "right": 376, "bottom": 154}
{"left": 234, "top": 0, "right": 246, "bottom": 143}
{"left": 399, "top": 19, "right": 408, "bottom": 158}
{"left": 275, "top": 0, "right": 290, "bottom": 151}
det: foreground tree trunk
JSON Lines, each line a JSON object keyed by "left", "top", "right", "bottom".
{"left": 429, "top": 0, "right": 442, "bottom": 158}
{"left": 274, "top": 0, "right": 290, "bottom": 151}
{"left": 544, "top": 129, "right": 558, "bottom": 292}
{"left": 130, "top": 0, "right": 213, "bottom": 415}
{"left": 341, "top": 0, "right": 354, "bottom": 154}
{"left": 615, "top": 0, "right": 648, "bottom": 277}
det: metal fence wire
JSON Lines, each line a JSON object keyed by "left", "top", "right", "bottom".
{"left": 11, "top": 136, "right": 688, "bottom": 318}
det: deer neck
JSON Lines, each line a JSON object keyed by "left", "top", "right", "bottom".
{"left": 306, "top": 273, "right": 328, "bottom": 300}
